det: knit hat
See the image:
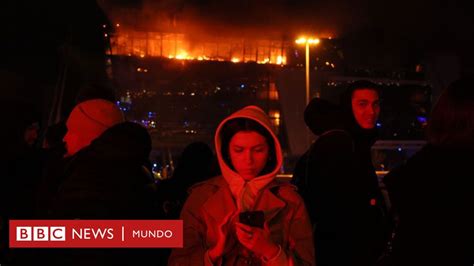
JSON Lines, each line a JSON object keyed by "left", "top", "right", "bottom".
{"left": 67, "top": 99, "right": 124, "bottom": 133}
{"left": 65, "top": 99, "right": 124, "bottom": 155}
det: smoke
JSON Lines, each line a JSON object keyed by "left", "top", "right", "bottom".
{"left": 98, "top": 0, "right": 474, "bottom": 66}
{"left": 98, "top": 0, "right": 376, "bottom": 40}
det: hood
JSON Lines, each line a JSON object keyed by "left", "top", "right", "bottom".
{"left": 304, "top": 98, "right": 345, "bottom": 135}
{"left": 214, "top": 106, "right": 282, "bottom": 210}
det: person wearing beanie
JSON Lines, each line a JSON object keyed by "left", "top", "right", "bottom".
{"left": 292, "top": 81, "right": 390, "bottom": 266}
{"left": 36, "top": 100, "right": 160, "bottom": 265}
{"left": 63, "top": 99, "right": 124, "bottom": 156}
{"left": 169, "top": 106, "right": 314, "bottom": 266}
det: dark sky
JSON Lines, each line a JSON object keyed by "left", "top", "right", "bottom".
{"left": 3, "top": 0, "right": 473, "bottom": 69}
{"left": 102, "top": 0, "right": 474, "bottom": 42}
{"left": 100, "top": 0, "right": 474, "bottom": 67}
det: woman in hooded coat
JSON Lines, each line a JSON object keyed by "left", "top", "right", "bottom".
{"left": 169, "top": 106, "right": 314, "bottom": 266}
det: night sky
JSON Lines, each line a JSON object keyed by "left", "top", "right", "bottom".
{"left": 100, "top": 0, "right": 474, "bottom": 67}
{"left": 102, "top": 0, "right": 474, "bottom": 43}
{"left": 1, "top": 0, "right": 473, "bottom": 116}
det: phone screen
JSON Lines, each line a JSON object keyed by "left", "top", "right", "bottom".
{"left": 239, "top": 211, "right": 264, "bottom": 228}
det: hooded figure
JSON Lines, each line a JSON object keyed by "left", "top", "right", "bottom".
{"left": 383, "top": 78, "right": 474, "bottom": 266}
{"left": 169, "top": 106, "right": 314, "bottom": 266}
{"left": 293, "top": 82, "right": 389, "bottom": 266}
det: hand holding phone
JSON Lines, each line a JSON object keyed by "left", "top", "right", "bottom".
{"left": 239, "top": 210, "right": 264, "bottom": 228}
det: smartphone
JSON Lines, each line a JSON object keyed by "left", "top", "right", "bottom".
{"left": 239, "top": 210, "right": 264, "bottom": 228}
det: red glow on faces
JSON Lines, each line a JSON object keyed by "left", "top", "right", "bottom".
{"left": 228, "top": 131, "right": 269, "bottom": 181}
{"left": 351, "top": 89, "right": 380, "bottom": 129}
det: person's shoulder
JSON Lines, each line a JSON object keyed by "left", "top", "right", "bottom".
{"left": 318, "top": 129, "right": 352, "bottom": 143}
{"left": 190, "top": 175, "right": 224, "bottom": 188}
{"left": 181, "top": 176, "right": 226, "bottom": 211}
{"left": 187, "top": 176, "right": 224, "bottom": 197}
{"left": 270, "top": 181, "right": 304, "bottom": 204}
{"left": 315, "top": 129, "right": 353, "bottom": 152}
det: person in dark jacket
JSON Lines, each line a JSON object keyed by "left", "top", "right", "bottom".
{"left": 383, "top": 78, "right": 474, "bottom": 266}
{"left": 157, "top": 141, "right": 220, "bottom": 220}
{"left": 292, "top": 80, "right": 390, "bottom": 266}
{"left": 39, "top": 99, "right": 159, "bottom": 266}
{"left": 50, "top": 121, "right": 157, "bottom": 219}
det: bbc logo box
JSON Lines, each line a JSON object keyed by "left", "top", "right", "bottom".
{"left": 10, "top": 220, "right": 183, "bottom": 248}
{"left": 16, "top": 226, "right": 66, "bottom": 241}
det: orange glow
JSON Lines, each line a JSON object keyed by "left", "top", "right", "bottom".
{"left": 110, "top": 31, "right": 289, "bottom": 65}
{"left": 295, "top": 37, "right": 320, "bottom": 45}
{"left": 269, "top": 110, "right": 281, "bottom": 127}
{"left": 269, "top": 110, "right": 280, "bottom": 119}
{"left": 295, "top": 37, "right": 307, "bottom": 44}
{"left": 276, "top": 55, "right": 286, "bottom": 65}
{"left": 175, "top": 51, "right": 191, "bottom": 60}
{"left": 268, "top": 82, "right": 279, "bottom": 100}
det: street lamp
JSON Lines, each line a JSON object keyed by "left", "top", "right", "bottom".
{"left": 295, "top": 37, "right": 320, "bottom": 105}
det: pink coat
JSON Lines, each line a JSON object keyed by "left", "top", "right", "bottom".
{"left": 168, "top": 176, "right": 315, "bottom": 266}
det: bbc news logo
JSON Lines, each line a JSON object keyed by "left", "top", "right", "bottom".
{"left": 16, "top": 226, "right": 66, "bottom": 241}
{"left": 9, "top": 220, "right": 183, "bottom": 248}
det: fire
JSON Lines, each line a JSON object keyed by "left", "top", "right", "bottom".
{"left": 175, "top": 51, "right": 192, "bottom": 60}
{"left": 276, "top": 56, "right": 286, "bottom": 65}
{"left": 110, "top": 30, "right": 289, "bottom": 65}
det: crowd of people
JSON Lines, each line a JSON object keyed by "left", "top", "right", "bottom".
{"left": 1, "top": 78, "right": 473, "bottom": 266}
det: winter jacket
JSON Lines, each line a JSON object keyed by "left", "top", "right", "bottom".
{"left": 384, "top": 144, "right": 474, "bottom": 266}
{"left": 169, "top": 106, "right": 314, "bottom": 266}
{"left": 292, "top": 98, "right": 389, "bottom": 266}
{"left": 42, "top": 122, "right": 159, "bottom": 266}
{"left": 49, "top": 122, "right": 157, "bottom": 219}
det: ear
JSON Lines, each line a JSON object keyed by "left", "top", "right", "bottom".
{"left": 263, "top": 220, "right": 270, "bottom": 232}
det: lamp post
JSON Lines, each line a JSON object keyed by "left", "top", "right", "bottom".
{"left": 295, "top": 37, "right": 320, "bottom": 105}
{"left": 296, "top": 37, "right": 320, "bottom": 147}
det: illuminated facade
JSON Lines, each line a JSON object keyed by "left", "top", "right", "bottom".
{"left": 109, "top": 30, "right": 289, "bottom": 65}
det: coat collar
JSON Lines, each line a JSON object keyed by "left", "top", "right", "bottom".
{"left": 202, "top": 177, "right": 286, "bottom": 225}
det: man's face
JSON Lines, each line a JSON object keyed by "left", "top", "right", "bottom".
{"left": 351, "top": 89, "right": 380, "bottom": 129}
{"left": 63, "top": 127, "right": 80, "bottom": 157}
{"left": 63, "top": 117, "right": 84, "bottom": 157}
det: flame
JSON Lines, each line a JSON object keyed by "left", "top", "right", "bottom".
{"left": 110, "top": 31, "right": 289, "bottom": 65}
{"left": 257, "top": 58, "right": 270, "bottom": 64}
{"left": 276, "top": 55, "right": 286, "bottom": 65}
{"left": 175, "top": 51, "right": 190, "bottom": 60}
